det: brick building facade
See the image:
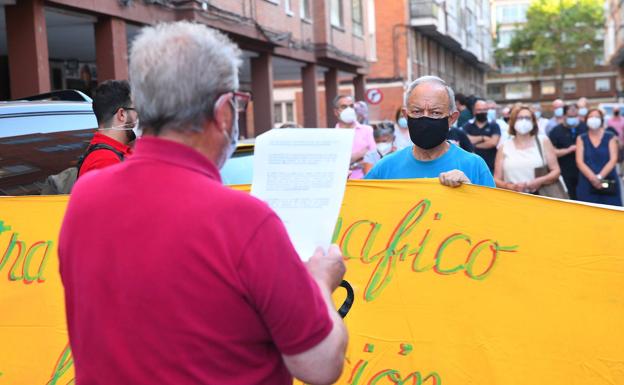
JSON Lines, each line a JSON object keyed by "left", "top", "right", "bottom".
{"left": 0, "top": 0, "right": 372, "bottom": 136}
{"left": 606, "top": 0, "right": 624, "bottom": 100}
{"left": 363, "top": 0, "right": 493, "bottom": 123}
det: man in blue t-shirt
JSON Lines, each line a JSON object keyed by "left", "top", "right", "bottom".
{"left": 365, "top": 76, "right": 495, "bottom": 188}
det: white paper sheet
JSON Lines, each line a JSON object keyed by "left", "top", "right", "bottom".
{"left": 251, "top": 128, "right": 354, "bottom": 261}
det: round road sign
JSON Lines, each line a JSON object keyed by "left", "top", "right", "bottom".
{"left": 365, "top": 88, "right": 383, "bottom": 105}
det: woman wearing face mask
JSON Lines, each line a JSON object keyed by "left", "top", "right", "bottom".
{"left": 363, "top": 122, "right": 397, "bottom": 175}
{"left": 494, "top": 106, "right": 560, "bottom": 193}
{"left": 394, "top": 108, "right": 412, "bottom": 150}
{"left": 575, "top": 109, "right": 622, "bottom": 206}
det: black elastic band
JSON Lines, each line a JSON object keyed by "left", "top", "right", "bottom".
{"left": 337, "top": 280, "right": 354, "bottom": 318}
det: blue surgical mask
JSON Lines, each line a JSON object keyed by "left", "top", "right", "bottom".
{"left": 579, "top": 107, "right": 588, "bottom": 117}
{"left": 534, "top": 111, "right": 541, "bottom": 119}
{"left": 554, "top": 107, "right": 564, "bottom": 117}
{"left": 397, "top": 117, "right": 408, "bottom": 129}
{"left": 487, "top": 109, "right": 497, "bottom": 122}
{"left": 566, "top": 117, "right": 579, "bottom": 127}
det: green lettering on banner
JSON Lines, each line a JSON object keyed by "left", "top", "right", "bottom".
{"left": 47, "top": 343, "right": 74, "bottom": 385}
{"left": 7, "top": 234, "right": 26, "bottom": 281}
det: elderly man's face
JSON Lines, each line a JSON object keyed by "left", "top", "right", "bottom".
{"left": 553, "top": 100, "right": 564, "bottom": 109}
{"left": 404, "top": 83, "right": 457, "bottom": 124}
{"left": 473, "top": 101, "right": 488, "bottom": 115}
{"left": 335, "top": 96, "right": 355, "bottom": 117}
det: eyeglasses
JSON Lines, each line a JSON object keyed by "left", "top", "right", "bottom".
{"left": 223, "top": 91, "right": 252, "bottom": 113}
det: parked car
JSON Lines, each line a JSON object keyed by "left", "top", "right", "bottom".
{"left": 0, "top": 90, "right": 253, "bottom": 195}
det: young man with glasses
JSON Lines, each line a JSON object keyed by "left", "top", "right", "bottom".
{"left": 79, "top": 80, "right": 139, "bottom": 177}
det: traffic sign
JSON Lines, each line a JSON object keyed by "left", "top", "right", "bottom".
{"left": 365, "top": 88, "right": 383, "bottom": 105}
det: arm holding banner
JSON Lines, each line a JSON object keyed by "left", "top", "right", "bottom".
{"left": 284, "top": 245, "right": 348, "bottom": 385}
{"left": 439, "top": 169, "right": 471, "bottom": 187}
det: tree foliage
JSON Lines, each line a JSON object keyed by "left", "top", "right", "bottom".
{"left": 498, "top": 0, "right": 604, "bottom": 88}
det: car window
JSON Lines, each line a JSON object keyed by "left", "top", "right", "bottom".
{"left": 0, "top": 113, "right": 96, "bottom": 195}
{"left": 220, "top": 152, "right": 254, "bottom": 185}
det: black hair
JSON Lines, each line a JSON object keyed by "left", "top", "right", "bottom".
{"left": 466, "top": 95, "right": 478, "bottom": 113}
{"left": 92, "top": 80, "right": 132, "bottom": 126}
{"left": 332, "top": 94, "right": 353, "bottom": 109}
{"left": 563, "top": 103, "right": 578, "bottom": 115}
{"left": 455, "top": 93, "right": 467, "bottom": 106}
{"left": 373, "top": 121, "right": 395, "bottom": 139}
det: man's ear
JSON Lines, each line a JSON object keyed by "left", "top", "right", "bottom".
{"left": 449, "top": 110, "right": 460, "bottom": 126}
{"left": 213, "top": 93, "right": 233, "bottom": 133}
{"left": 114, "top": 107, "right": 127, "bottom": 125}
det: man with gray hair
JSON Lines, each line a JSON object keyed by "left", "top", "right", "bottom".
{"left": 59, "top": 21, "right": 347, "bottom": 385}
{"left": 365, "top": 76, "right": 494, "bottom": 187}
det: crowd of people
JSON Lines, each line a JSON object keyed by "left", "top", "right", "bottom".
{"left": 340, "top": 86, "right": 624, "bottom": 207}
{"left": 57, "top": 20, "right": 623, "bottom": 385}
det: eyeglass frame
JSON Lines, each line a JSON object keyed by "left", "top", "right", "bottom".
{"left": 217, "top": 90, "right": 252, "bottom": 113}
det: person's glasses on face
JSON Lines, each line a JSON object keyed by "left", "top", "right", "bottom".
{"left": 337, "top": 102, "right": 355, "bottom": 111}
{"left": 231, "top": 91, "right": 251, "bottom": 113}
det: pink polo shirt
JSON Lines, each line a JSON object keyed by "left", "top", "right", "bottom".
{"left": 336, "top": 122, "right": 376, "bottom": 179}
{"left": 59, "top": 136, "right": 332, "bottom": 385}
{"left": 607, "top": 116, "right": 624, "bottom": 142}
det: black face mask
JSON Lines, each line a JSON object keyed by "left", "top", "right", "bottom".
{"left": 475, "top": 112, "right": 488, "bottom": 123}
{"left": 615, "top": 111, "right": 620, "bottom": 117}
{"left": 408, "top": 116, "right": 449, "bottom": 150}
{"left": 503, "top": 117, "right": 510, "bottom": 123}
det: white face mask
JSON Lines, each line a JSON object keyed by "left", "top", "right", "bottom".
{"left": 514, "top": 119, "right": 533, "bottom": 135}
{"left": 376, "top": 142, "right": 392, "bottom": 156}
{"left": 102, "top": 119, "right": 139, "bottom": 141}
{"left": 339, "top": 107, "right": 357, "bottom": 124}
{"left": 131, "top": 119, "right": 141, "bottom": 140}
{"left": 587, "top": 117, "right": 602, "bottom": 130}
{"left": 221, "top": 101, "right": 239, "bottom": 168}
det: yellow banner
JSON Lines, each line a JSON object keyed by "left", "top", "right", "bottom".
{"left": 1, "top": 181, "right": 623, "bottom": 385}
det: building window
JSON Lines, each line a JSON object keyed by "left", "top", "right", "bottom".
{"left": 285, "top": 0, "right": 293, "bottom": 15}
{"left": 366, "top": 0, "right": 377, "bottom": 60}
{"left": 563, "top": 80, "right": 576, "bottom": 94}
{"left": 487, "top": 84, "right": 503, "bottom": 99}
{"left": 274, "top": 101, "right": 295, "bottom": 126}
{"left": 496, "top": 4, "right": 528, "bottom": 24}
{"left": 501, "top": 57, "right": 526, "bottom": 74}
{"left": 541, "top": 81, "right": 556, "bottom": 95}
{"left": 505, "top": 83, "right": 532, "bottom": 99}
{"left": 331, "top": 0, "right": 344, "bottom": 27}
{"left": 497, "top": 30, "right": 514, "bottom": 48}
{"left": 353, "top": 0, "right": 363, "bottom": 36}
{"left": 300, "top": 0, "right": 311, "bottom": 19}
{"left": 596, "top": 78, "right": 611, "bottom": 92}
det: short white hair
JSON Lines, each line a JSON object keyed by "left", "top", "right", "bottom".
{"left": 129, "top": 21, "right": 242, "bottom": 133}
{"left": 404, "top": 76, "right": 456, "bottom": 113}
